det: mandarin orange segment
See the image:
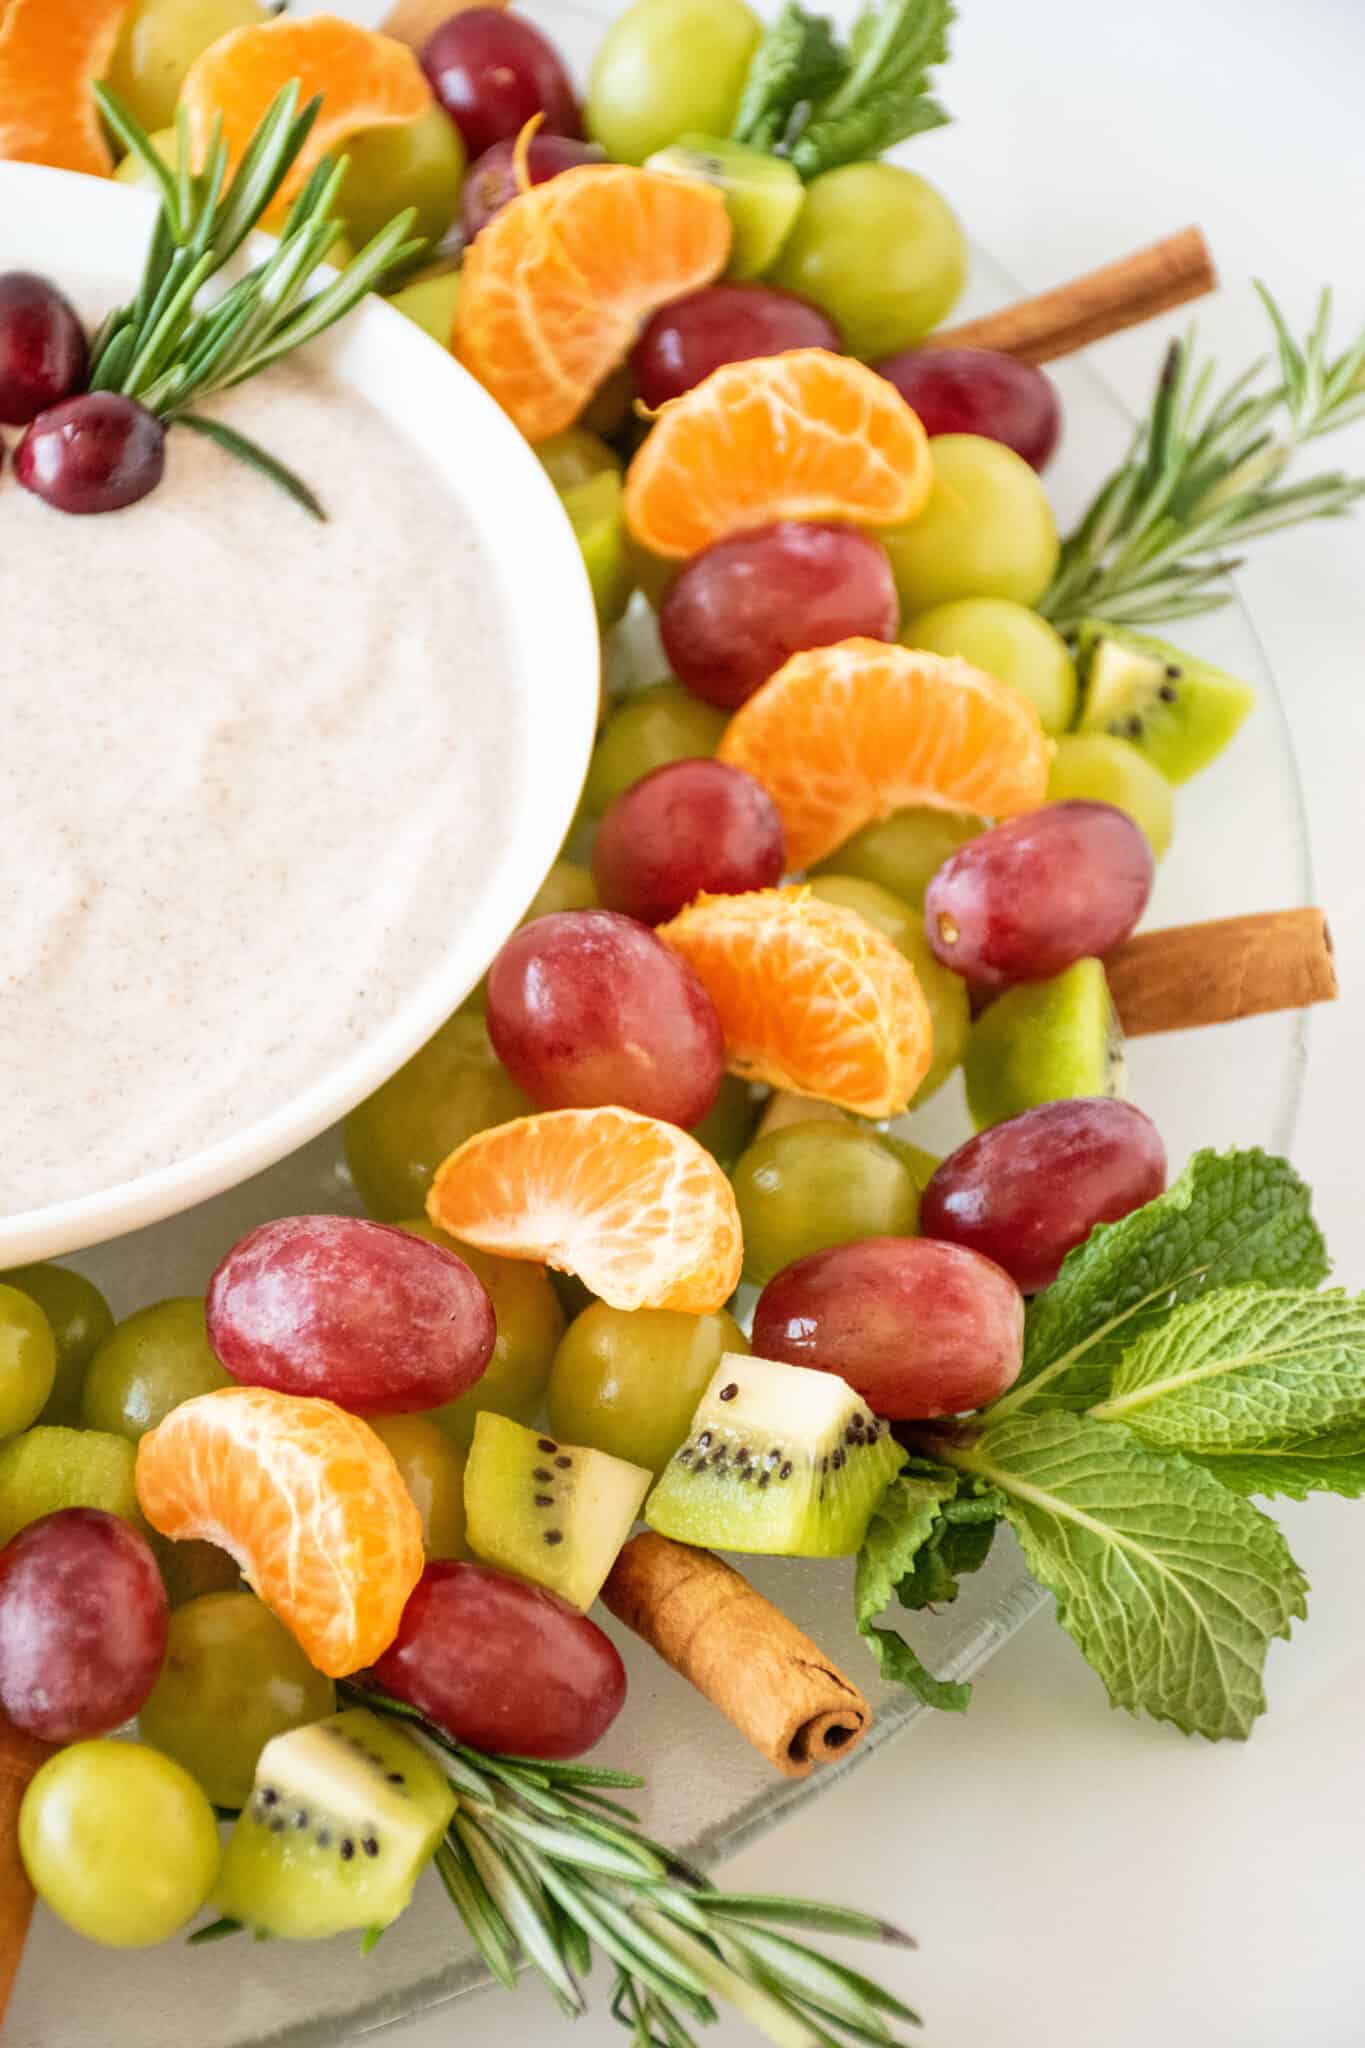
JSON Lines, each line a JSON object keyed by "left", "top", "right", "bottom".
{"left": 0, "top": 0, "right": 134, "bottom": 176}
{"left": 719, "top": 639, "right": 1054, "bottom": 870}
{"left": 179, "top": 14, "right": 431, "bottom": 209}
{"left": 455, "top": 164, "right": 731, "bottom": 444}
{"left": 427, "top": 1106, "right": 743, "bottom": 1313}
{"left": 658, "top": 887, "right": 933, "bottom": 1119}
{"left": 622, "top": 349, "right": 932, "bottom": 559}
{"left": 135, "top": 1386, "right": 424, "bottom": 1677}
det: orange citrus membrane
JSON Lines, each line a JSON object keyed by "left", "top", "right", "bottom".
{"left": 0, "top": 0, "right": 134, "bottom": 176}
{"left": 623, "top": 348, "right": 932, "bottom": 559}
{"left": 135, "top": 1385, "right": 424, "bottom": 1677}
{"left": 427, "top": 1106, "right": 743, "bottom": 1312}
{"left": 719, "top": 639, "right": 1054, "bottom": 869}
{"left": 179, "top": 14, "right": 431, "bottom": 208}
{"left": 456, "top": 163, "right": 731, "bottom": 443}
{"left": 659, "top": 887, "right": 933, "bottom": 1119}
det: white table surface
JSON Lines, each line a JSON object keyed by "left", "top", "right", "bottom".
{"left": 384, "top": 0, "right": 1365, "bottom": 2042}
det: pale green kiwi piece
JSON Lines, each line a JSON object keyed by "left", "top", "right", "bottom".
{"left": 0, "top": 1426, "right": 139, "bottom": 1546}
{"left": 1047, "top": 732, "right": 1175, "bottom": 860}
{"left": 464, "top": 1412, "right": 651, "bottom": 1609}
{"left": 811, "top": 806, "right": 984, "bottom": 908}
{"left": 905, "top": 597, "right": 1078, "bottom": 734}
{"left": 646, "top": 135, "right": 804, "bottom": 278}
{"left": 964, "top": 959, "right": 1125, "bottom": 1129}
{"left": 1075, "top": 621, "right": 1255, "bottom": 784}
{"left": 561, "top": 470, "right": 635, "bottom": 626}
{"left": 806, "top": 873, "right": 969, "bottom": 1104}
{"left": 645, "top": 1354, "right": 903, "bottom": 1557}
{"left": 214, "top": 1708, "right": 455, "bottom": 1939}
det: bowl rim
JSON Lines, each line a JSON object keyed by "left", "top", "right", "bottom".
{"left": 0, "top": 160, "right": 601, "bottom": 1268}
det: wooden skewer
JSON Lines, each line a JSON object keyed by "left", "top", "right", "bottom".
{"left": 932, "top": 226, "right": 1217, "bottom": 363}
{"left": 0, "top": 1716, "right": 53, "bottom": 2035}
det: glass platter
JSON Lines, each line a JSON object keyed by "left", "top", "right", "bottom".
{"left": 7, "top": 2, "right": 1314, "bottom": 2040}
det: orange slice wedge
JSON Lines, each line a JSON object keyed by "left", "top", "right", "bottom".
{"left": 719, "top": 639, "right": 1054, "bottom": 869}
{"left": 659, "top": 887, "right": 933, "bottom": 1119}
{"left": 0, "top": 0, "right": 134, "bottom": 176}
{"left": 427, "top": 1106, "right": 743, "bottom": 1312}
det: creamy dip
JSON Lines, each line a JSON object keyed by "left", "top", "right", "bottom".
{"left": 1, "top": 341, "right": 527, "bottom": 1216}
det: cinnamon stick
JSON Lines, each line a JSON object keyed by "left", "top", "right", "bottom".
{"left": 933, "top": 226, "right": 1216, "bottom": 364}
{"left": 380, "top": 0, "right": 505, "bottom": 47}
{"left": 0, "top": 1716, "right": 52, "bottom": 2033}
{"left": 602, "top": 1533, "right": 870, "bottom": 1779}
{"left": 1105, "top": 907, "right": 1336, "bottom": 1037}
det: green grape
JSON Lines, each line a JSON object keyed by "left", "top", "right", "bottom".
{"left": 387, "top": 265, "right": 461, "bottom": 346}
{"left": 537, "top": 427, "right": 623, "bottom": 493}
{"left": 905, "top": 597, "right": 1078, "bottom": 735}
{"left": 807, "top": 874, "right": 969, "bottom": 1103}
{"left": 625, "top": 530, "right": 678, "bottom": 612}
{"left": 550, "top": 1269, "right": 598, "bottom": 1323}
{"left": 3, "top": 1263, "right": 115, "bottom": 1426}
{"left": 1048, "top": 732, "right": 1175, "bottom": 860}
{"left": 730, "top": 1121, "right": 920, "bottom": 1286}
{"left": 150, "top": 1532, "right": 241, "bottom": 1608}
{"left": 462, "top": 860, "right": 598, "bottom": 1015}
{"left": 813, "top": 806, "right": 984, "bottom": 909}
{"left": 104, "top": 0, "right": 268, "bottom": 134}
{"left": 112, "top": 124, "right": 175, "bottom": 186}
{"left": 368, "top": 1414, "right": 469, "bottom": 1558}
{"left": 587, "top": 0, "right": 761, "bottom": 166}
{"left": 81, "top": 1298, "right": 229, "bottom": 1443}
{"left": 0, "top": 1427, "right": 138, "bottom": 1546}
{"left": 0, "top": 1283, "right": 56, "bottom": 1439}
{"left": 548, "top": 1303, "right": 749, "bottom": 1474}
{"left": 690, "top": 1073, "right": 758, "bottom": 1170}
{"left": 20, "top": 1740, "right": 221, "bottom": 1948}
{"left": 402, "top": 1225, "right": 565, "bottom": 1447}
{"left": 583, "top": 683, "right": 728, "bottom": 815}
{"left": 342, "top": 104, "right": 466, "bottom": 251}
{"left": 345, "top": 1009, "right": 532, "bottom": 1221}
{"left": 882, "top": 434, "right": 1060, "bottom": 615}
{"left": 563, "top": 470, "right": 635, "bottom": 626}
{"left": 770, "top": 163, "right": 966, "bottom": 359}
{"left": 139, "top": 1592, "right": 335, "bottom": 1810}
{"left": 880, "top": 1133, "right": 942, "bottom": 1190}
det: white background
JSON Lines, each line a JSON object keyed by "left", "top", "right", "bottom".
{"left": 388, "top": 0, "right": 1365, "bottom": 2042}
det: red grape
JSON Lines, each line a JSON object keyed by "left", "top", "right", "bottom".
{"left": 875, "top": 346, "right": 1061, "bottom": 472}
{"left": 206, "top": 1216, "right": 495, "bottom": 1414}
{"left": 925, "top": 801, "right": 1154, "bottom": 990}
{"left": 0, "top": 1509, "right": 167, "bottom": 1741}
{"left": 660, "top": 522, "right": 899, "bottom": 711}
{"left": 368, "top": 1559, "right": 626, "bottom": 1758}
{"left": 921, "top": 1098, "right": 1167, "bottom": 1294}
{"left": 16, "top": 393, "right": 164, "bottom": 515}
{"left": 486, "top": 909, "right": 724, "bottom": 1127}
{"left": 631, "top": 283, "right": 841, "bottom": 410}
{"left": 462, "top": 132, "right": 603, "bottom": 239}
{"left": 421, "top": 9, "right": 580, "bottom": 159}
{"left": 0, "top": 272, "right": 87, "bottom": 426}
{"left": 751, "top": 1236, "right": 1024, "bottom": 1419}
{"left": 592, "top": 760, "right": 785, "bottom": 924}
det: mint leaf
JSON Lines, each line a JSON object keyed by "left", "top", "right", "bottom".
{"left": 854, "top": 1466, "right": 970, "bottom": 1711}
{"left": 944, "top": 1413, "right": 1308, "bottom": 1740}
{"left": 863, "top": 1623, "right": 972, "bottom": 1712}
{"left": 790, "top": 0, "right": 954, "bottom": 178}
{"left": 997, "top": 1149, "right": 1328, "bottom": 1420}
{"left": 1089, "top": 1289, "right": 1365, "bottom": 1453}
{"left": 1188, "top": 1437, "right": 1365, "bottom": 1501}
{"left": 896, "top": 1509, "right": 997, "bottom": 1611}
{"left": 731, "top": 2, "right": 847, "bottom": 154}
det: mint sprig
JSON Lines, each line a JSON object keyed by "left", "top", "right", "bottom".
{"left": 730, "top": 3, "right": 848, "bottom": 155}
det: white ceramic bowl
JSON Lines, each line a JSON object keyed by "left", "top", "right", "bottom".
{"left": 0, "top": 162, "right": 599, "bottom": 1270}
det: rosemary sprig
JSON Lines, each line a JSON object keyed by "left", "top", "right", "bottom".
{"left": 88, "top": 81, "right": 427, "bottom": 517}
{"left": 1040, "top": 285, "right": 1365, "bottom": 636}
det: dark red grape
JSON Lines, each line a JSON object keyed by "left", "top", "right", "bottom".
{"left": 16, "top": 392, "right": 164, "bottom": 516}
{"left": 875, "top": 346, "right": 1061, "bottom": 472}
{"left": 660, "top": 522, "right": 899, "bottom": 711}
{"left": 921, "top": 1098, "right": 1167, "bottom": 1293}
{"left": 368, "top": 1559, "right": 626, "bottom": 1758}
{"left": 751, "top": 1236, "right": 1024, "bottom": 1419}
{"left": 0, "top": 1509, "right": 167, "bottom": 1741}
{"left": 592, "top": 760, "right": 786, "bottom": 924}
{"left": 631, "top": 283, "right": 841, "bottom": 410}
{"left": 462, "top": 133, "right": 603, "bottom": 239}
{"left": 486, "top": 909, "right": 725, "bottom": 1127}
{"left": 422, "top": 9, "right": 580, "bottom": 159}
{"left": 206, "top": 1216, "right": 495, "bottom": 1414}
{"left": 925, "top": 801, "right": 1154, "bottom": 990}
{"left": 0, "top": 272, "right": 88, "bottom": 426}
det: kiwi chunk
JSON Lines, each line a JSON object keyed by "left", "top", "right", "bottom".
{"left": 646, "top": 1354, "right": 903, "bottom": 1557}
{"left": 464, "top": 1413, "right": 651, "bottom": 1610}
{"left": 0, "top": 1425, "right": 138, "bottom": 1545}
{"left": 215, "top": 1708, "right": 455, "bottom": 1940}
{"left": 646, "top": 135, "right": 804, "bottom": 279}
{"left": 964, "top": 958, "right": 1125, "bottom": 1129}
{"left": 1076, "top": 622, "right": 1254, "bottom": 784}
